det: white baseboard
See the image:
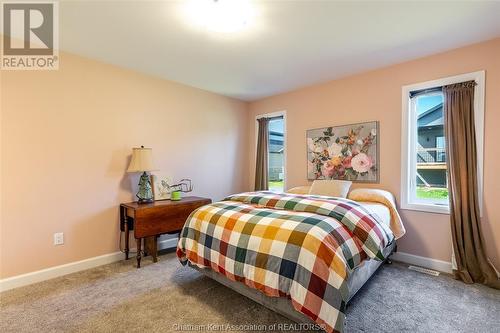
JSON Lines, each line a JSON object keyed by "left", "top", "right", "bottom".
{"left": 0, "top": 237, "right": 179, "bottom": 292}
{"left": 158, "top": 237, "right": 178, "bottom": 250}
{"left": 0, "top": 251, "right": 124, "bottom": 292}
{"left": 1, "top": 241, "right": 449, "bottom": 292}
{"left": 391, "top": 251, "right": 452, "bottom": 274}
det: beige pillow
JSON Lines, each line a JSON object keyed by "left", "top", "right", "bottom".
{"left": 286, "top": 186, "right": 311, "bottom": 195}
{"left": 309, "top": 180, "right": 352, "bottom": 198}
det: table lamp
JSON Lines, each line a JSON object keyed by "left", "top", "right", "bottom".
{"left": 127, "top": 146, "right": 157, "bottom": 203}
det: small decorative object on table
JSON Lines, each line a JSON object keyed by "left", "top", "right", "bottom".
{"left": 127, "top": 146, "right": 157, "bottom": 203}
{"left": 151, "top": 176, "right": 193, "bottom": 201}
{"left": 169, "top": 179, "right": 193, "bottom": 201}
{"left": 151, "top": 174, "right": 173, "bottom": 201}
{"left": 171, "top": 191, "right": 182, "bottom": 201}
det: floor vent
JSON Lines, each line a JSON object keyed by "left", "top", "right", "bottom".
{"left": 408, "top": 265, "right": 440, "bottom": 276}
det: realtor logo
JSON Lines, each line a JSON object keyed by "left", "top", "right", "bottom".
{"left": 1, "top": 1, "right": 59, "bottom": 70}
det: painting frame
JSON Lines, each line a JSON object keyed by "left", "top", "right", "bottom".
{"left": 306, "top": 121, "right": 379, "bottom": 183}
{"left": 150, "top": 174, "right": 173, "bottom": 201}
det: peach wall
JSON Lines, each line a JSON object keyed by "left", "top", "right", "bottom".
{"left": 248, "top": 38, "right": 500, "bottom": 268}
{"left": 0, "top": 52, "right": 248, "bottom": 278}
{"left": 2, "top": 39, "right": 499, "bottom": 280}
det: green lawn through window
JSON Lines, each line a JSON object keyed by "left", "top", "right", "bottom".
{"left": 416, "top": 186, "right": 449, "bottom": 200}
{"left": 269, "top": 181, "right": 284, "bottom": 191}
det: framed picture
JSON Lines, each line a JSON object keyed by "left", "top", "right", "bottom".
{"left": 306, "top": 121, "right": 379, "bottom": 182}
{"left": 150, "top": 174, "right": 173, "bottom": 200}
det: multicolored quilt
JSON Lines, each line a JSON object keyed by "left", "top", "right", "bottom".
{"left": 177, "top": 192, "right": 395, "bottom": 333}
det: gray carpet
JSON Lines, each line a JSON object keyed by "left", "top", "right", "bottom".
{"left": 0, "top": 251, "right": 499, "bottom": 333}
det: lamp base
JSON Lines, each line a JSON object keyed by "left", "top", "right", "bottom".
{"left": 136, "top": 171, "right": 154, "bottom": 204}
{"left": 137, "top": 198, "right": 154, "bottom": 204}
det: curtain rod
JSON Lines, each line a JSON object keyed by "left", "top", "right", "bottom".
{"left": 256, "top": 115, "right": 284, "bottom": 121}
{"left": 409, "top": 86, "right": 443, "bottom": 98}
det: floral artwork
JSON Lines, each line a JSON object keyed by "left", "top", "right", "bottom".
{"left": 306, "top": 121, "right": 379, "bottom": 182}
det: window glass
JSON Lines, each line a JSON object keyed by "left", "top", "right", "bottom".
{"left": 268, "top": 117, "right": 284, "bottom": 192}
{"left": 414, "top": 93, "right": 449, "bottom": 204}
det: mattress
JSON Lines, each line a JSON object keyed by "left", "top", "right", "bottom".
{"left": 358, "top": 201, "right": 392, "bottom": 228}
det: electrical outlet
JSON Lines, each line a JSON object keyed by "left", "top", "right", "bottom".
{"left": 54, "top": 232, "right": 64, "bottom": 245}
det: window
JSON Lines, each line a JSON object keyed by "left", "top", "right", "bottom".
{"left": 256, "top": 111, "right": 286, "bottom": 192}
{"left": 268, "top": 116, "right": 285, "bottom": 191}
{"left": 401, "top": 71, "right": 485, "bottom": 214}
{"left": 413, "top": 92, "right": 449, "bottom": 206}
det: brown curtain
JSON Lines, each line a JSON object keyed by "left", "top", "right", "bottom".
{"left": 443, "top": 80, "right": 500, "bottom": 289}
{"left": 255, "top": 117, "right": 269, "bottom": 191}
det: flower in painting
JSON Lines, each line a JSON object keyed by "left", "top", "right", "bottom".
{"left": 307, "top": 138, "right": 323, "bottom": 153}
{"left": 328, "top": 142, "right": 342, "bottom": 157}
{"left": 331, "top": 156, "right": 343, "bottom": 166}
{"left": 323, "top": 160, "right": 335, "bottom": 178}
{"left": 356, "top": 139, "right": 363, "bottom": 145}
{"left": 342, "top": 155, "right": 352, "bottom": 168}
{"left": 371, "top": 128, "right": 377, "bottom": 136}
{"left": 351, "top": 153, "right": 373, "bottom": 173}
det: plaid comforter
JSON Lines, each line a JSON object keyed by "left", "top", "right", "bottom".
{"left": 177, "top": 192, "right": 394, "bottom": 332}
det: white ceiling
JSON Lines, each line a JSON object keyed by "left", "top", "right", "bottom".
{"left": 60, "top": 1, "right": 500, "bottom": 101}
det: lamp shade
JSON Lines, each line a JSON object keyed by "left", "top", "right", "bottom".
{"left": 127, "top": 146, "right": 157, "bottom": 172}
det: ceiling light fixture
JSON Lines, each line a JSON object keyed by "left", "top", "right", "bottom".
{"left": 184, "top": 0, "right": 256, "bottom": 33}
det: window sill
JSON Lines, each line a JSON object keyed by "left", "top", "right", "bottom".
{"left": 400, "top": 202, "right": 450, "bottom": 215}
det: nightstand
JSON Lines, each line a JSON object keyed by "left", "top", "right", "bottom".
{"left": 120, "top": 196, "right": 211, "bottom": 268}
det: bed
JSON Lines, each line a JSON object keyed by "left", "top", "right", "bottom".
{"left": 177, "top": 190, "right": 405, "bottom": 333}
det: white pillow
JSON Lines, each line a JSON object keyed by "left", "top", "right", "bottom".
{"left": 309, "top": 180, "right": 352, "bottom": 198}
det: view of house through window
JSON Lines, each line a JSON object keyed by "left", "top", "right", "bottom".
{"left": 415, "top": 92, "right": 449, "bottom": 203}
{"left": 268, "top": 117, "right": 285, "bottom": 192}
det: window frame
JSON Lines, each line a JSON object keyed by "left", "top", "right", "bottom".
{"left": 435, "top": 136, "right": 445, "bottom": 163}
{"left": 401, "top": 71, "right": 485, "bottom": 215}
{"left": 255, "top": 110, "right": 287, "bottom": 192}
